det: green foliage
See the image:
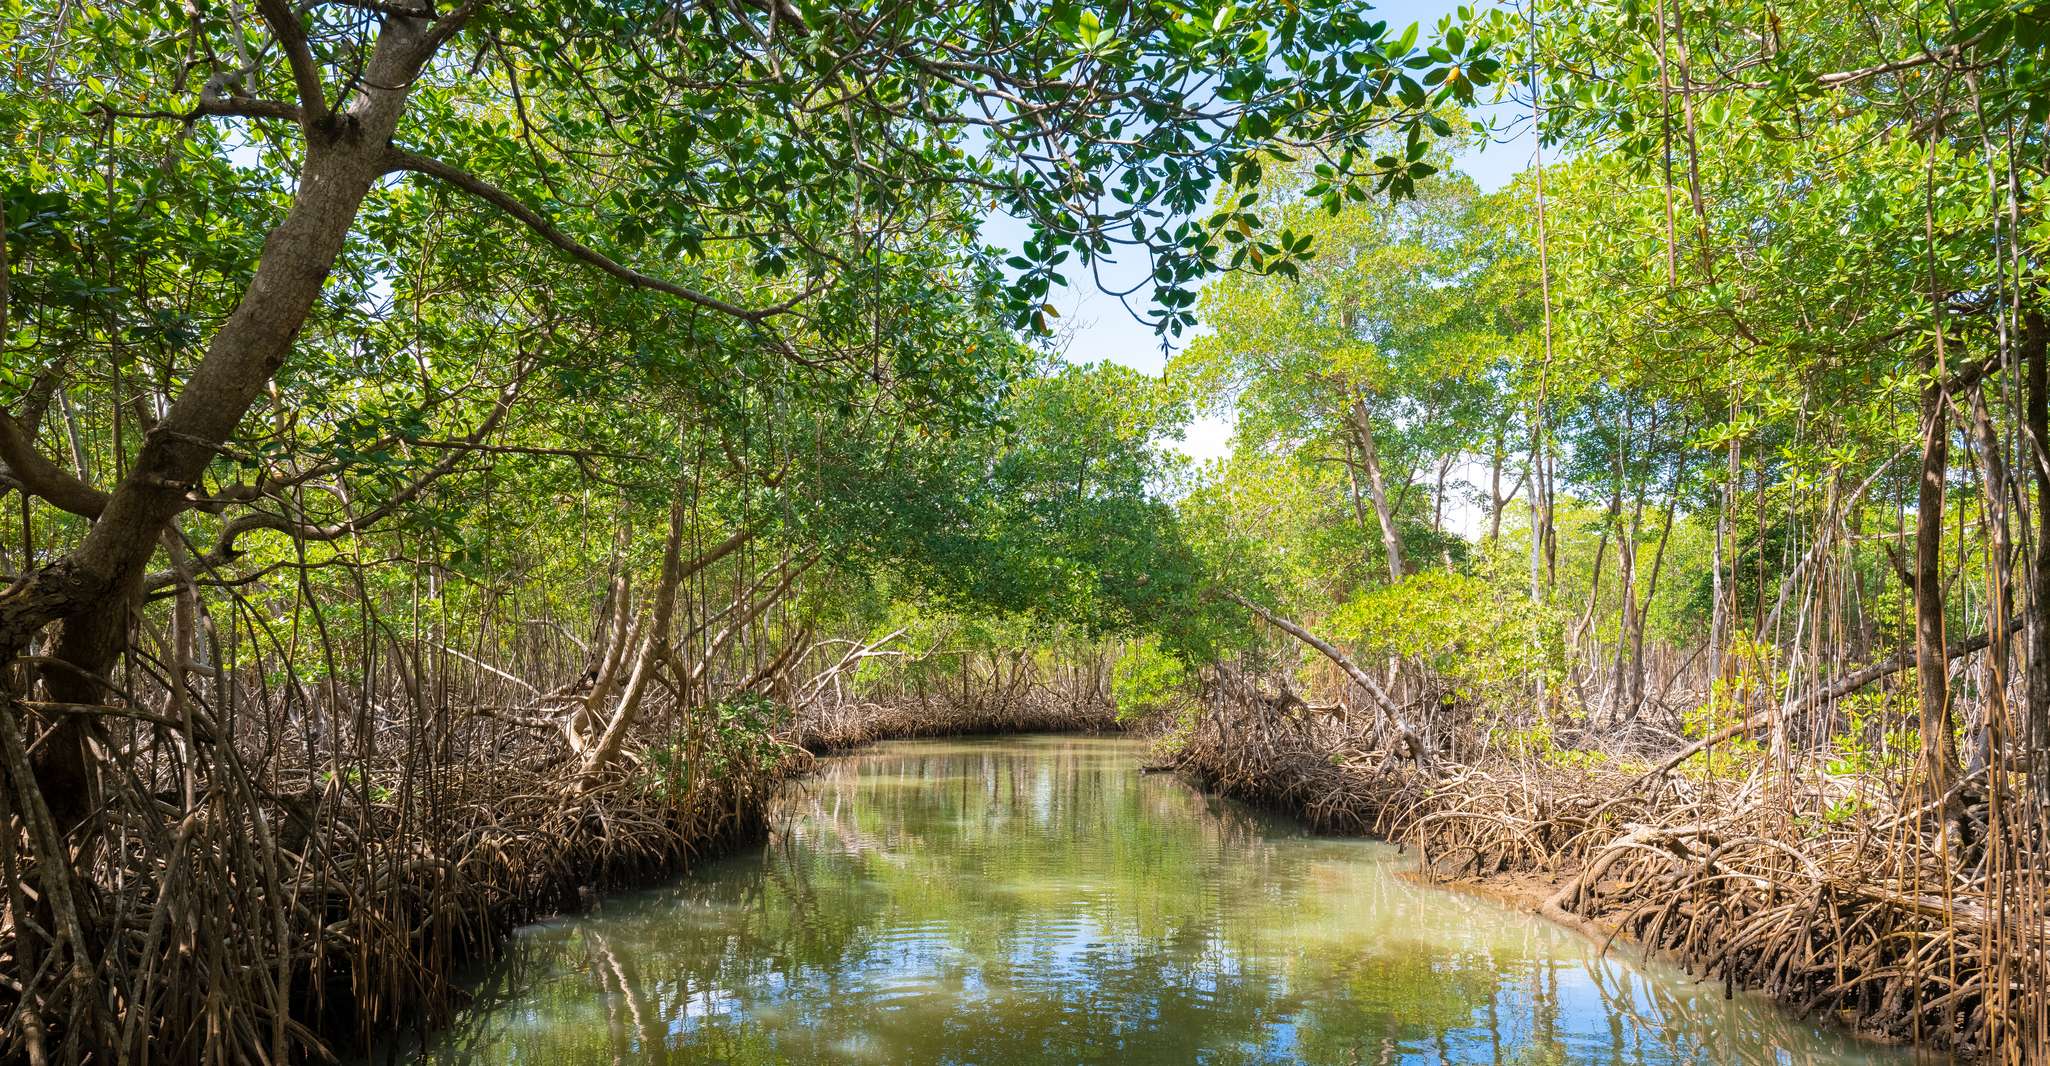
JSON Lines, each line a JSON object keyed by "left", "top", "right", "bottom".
{"left": 317, "top": 766, "right": 395, "bottom": 805}
{"left": 0, "top": 0, "right": 1496, "bottom": 706}
{"left": 1326, "top": 571, "right": 1566, "bottom": 713}
{"left": 1110, "top": 636, "right": 1194, "bottom": 723}
{"left": 1674, "top": 638, "right": 1781, "bottom": 777}
{"left": 1172, "top": 142, "right": 1514, "bottom": 591}
{"left": 643, "top": 694, "right": 792, "bottom": 803}
{"left": 1491, "top": 718, "right": 1608, "bottom": 771}
{"left": 855, "top": 361, "right": 1238, "bottom": 655}
{"left": 1826, "top": 689, "right": 1920, "bottom": 778}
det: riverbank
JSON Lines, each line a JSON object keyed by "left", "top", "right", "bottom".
{"left": 409, "top": 734, "right": 1914, "bottom": 1064}
{"left": 1163, "top": 707, "right": 2045, "bottom": 1062}
{"left": 790, "top": 692, "right": 1122, "bottom": 754}
{"left": 313, "top": 699, "right": 1120, "bottom": 1060}
{"left": 293, "top": 725, "right": 788, "bottom": 1055}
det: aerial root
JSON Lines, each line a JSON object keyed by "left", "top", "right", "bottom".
{"left": 1167, "top": 697, "right": 2050, "bottom": 1060}
{"left": 0, "top": 689, "right": 1114, "bottom": 1063}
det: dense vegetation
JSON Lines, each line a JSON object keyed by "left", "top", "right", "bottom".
{"left": 0, "top": 1, "right": 1489, "bottom": 1060}
{"left": 3, "top": 0, "right": 2049, "bottom": 1062}
{"left": 1145, "top": 0, "right": 2050, "bottom": 1060}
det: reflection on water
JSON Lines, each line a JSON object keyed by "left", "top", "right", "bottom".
{"left": 412, "top": 736, "right": 1940, "bottom": 1065}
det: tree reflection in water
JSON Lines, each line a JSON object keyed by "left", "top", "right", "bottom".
{"left": 413, "top": 737, "right": 1941, "bottom": 1066}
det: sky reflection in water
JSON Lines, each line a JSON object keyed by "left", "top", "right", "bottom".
{"left": 414, "top": 736, "right": 1942, "bottom": 1065}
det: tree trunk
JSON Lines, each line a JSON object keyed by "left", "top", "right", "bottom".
{"left": 1914, "top": 345, "right": 1961, "bottom": 800}
{"left": 1432, "top": 455, "right": 1450, "bottom": 536}
{"left": 1967, "top": 380, "right": 2015, "bottom": 782}
{"left": 1529, "top": 426, "right": 1546, "bottom": 604}
{"left": 1611, "top": 407, "right": 1654, "bottom": 726}
{"left": 1348, "top": 392, "right": 1406, "bottom": 582}
{"left": 581, "top": 487, "right": 691, "bottom": 778}
{"left": 1487, "top": 425, "right": 1525, "bottom": 547}
{"left": 1622, "top": 460, "right": 1685, "bottom": 724}
{"left": 2024, "top": 309, "right": 2050, "bottom": 798}
{"left": 1489, "top": 430, "right": 1505, "bottom": 544}
{"left": 5, "top": 15, "right": 443, "bottom": 837}
{"left": 1612, "top": 512, "right": 1641, "bottom": 725}
{"left": 1342, "top": 441, "right": 1376, "bottom": 539}
{"left": 580, "top": 529, "right": 793, "bottom": 777}
{"left": 582, "top": 564, "right": 634, "bottom": 719}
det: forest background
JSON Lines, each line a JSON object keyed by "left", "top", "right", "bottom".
{"left": 4, "top": 0, "right": 2049, "bottom": 1062}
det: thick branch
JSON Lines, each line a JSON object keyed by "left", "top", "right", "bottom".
{"left": 1223, "top": 589, "right": 1417, "bottom": 741}
{"left": 414, "top": 0, "right": 487, "bottom": 58}
{"left": 0, "top": 410, "right": 108, "bottom": 518}
{"left": 679, "top": 522, "right": 764, "bottom": 585}
{"left": 112, "top": 96, "right": 306, "bottom": 124}
{"left": 1814, "top": 35, "right": 1985, "bottom": 87}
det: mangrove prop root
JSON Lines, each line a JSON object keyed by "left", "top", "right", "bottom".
{"left": 1167, "top": 693, "right": 2050, "bottom": 1061}
{"left": 0, "top": 681, "right": 1115, "bottom": 1063}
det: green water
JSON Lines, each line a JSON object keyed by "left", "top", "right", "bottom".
{"left": 414, "top": 736, "right": 1940, "bottom": 1065}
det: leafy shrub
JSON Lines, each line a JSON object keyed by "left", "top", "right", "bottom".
{"left": 1111, "top": 634, "right": 1194, "bottom": 724}
{"left": 643, "top": 693, "right": 792, "bottom": 801}
{"left": 1491, "top": 718, "right": 1609, "bottom": 771}
{"left": 1826, "top": 686, "right": 1917, "bottom": 777}
{"left": 1325, "top": 570, "right": 1566, "bottom": 717}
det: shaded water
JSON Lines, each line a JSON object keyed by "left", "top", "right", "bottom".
{"left": 415, "top": 736, "right": 1941, "bottom": 1065}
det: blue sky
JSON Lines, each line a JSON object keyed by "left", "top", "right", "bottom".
{"left": 983, "top": 0, "right": 1535, "bottom": 464}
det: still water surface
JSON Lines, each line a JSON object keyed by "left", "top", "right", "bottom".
{"left": 416, "top": 736, "right": 1940, "bottom": 1065}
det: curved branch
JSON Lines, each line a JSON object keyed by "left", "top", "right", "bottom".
{"left": 1814, "top": 36, "right": 1981, "bottom": 88}
{"left": 117, "top": 96, "right": 305, "bottom": 123}
{"left": 415, "top": 0, "right": 487, "bottom": 58}
{"left": 382, "top": 147, "right": 804, "bottom": 323}
{"left": 1223, "top": 588, "right": 1428, "bottom": 764}
{"left": 256, "top": 0, "right": 330, "bottom": 123}
{"left": 158, "top": 376, "right": 522, "bottom": 586}
{"left": 0, "top": 410, "right": 108, "bottom": 518}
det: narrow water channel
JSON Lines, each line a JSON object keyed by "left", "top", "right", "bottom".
{"left": 414, "top": 736, "right": 1943, "bottom": 1064}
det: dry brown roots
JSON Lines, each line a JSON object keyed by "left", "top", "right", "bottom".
{"left": 0, "top": 702, "right": 792, "bottom": 1065}
{"left": 1168, "top": 700, "right": 2050, "bottom": 1063}
{"left": 0, "top": 692, "right": 1113, "bottom": 1064}
{"left": 789, "top": 688, "right": 1120, "bottom": 754}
